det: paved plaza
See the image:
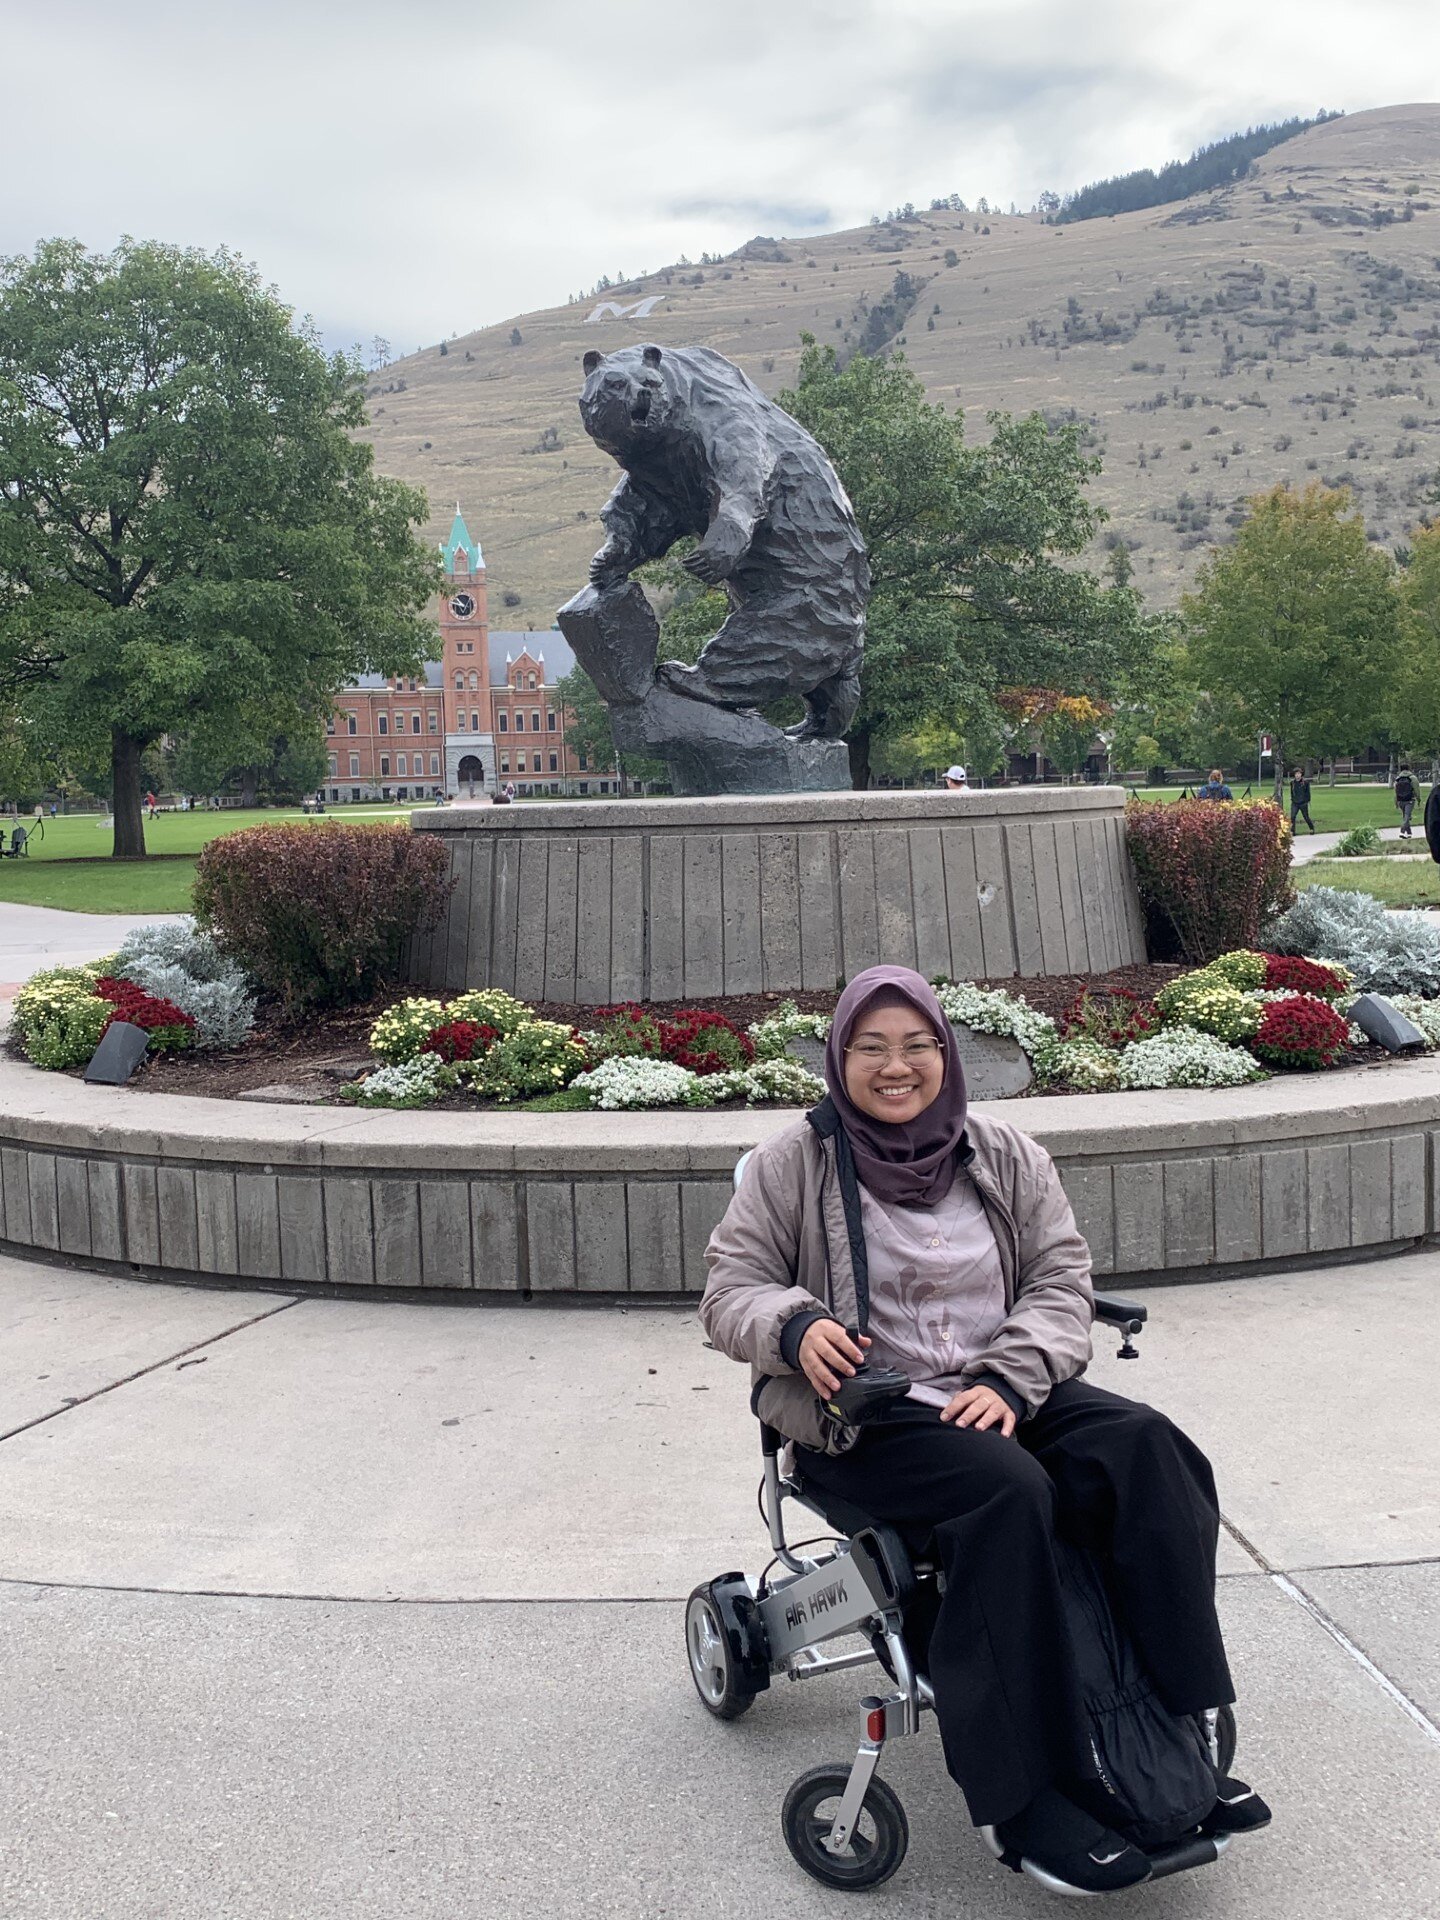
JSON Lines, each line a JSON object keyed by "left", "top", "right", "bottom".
{"left": 1, "top": 1246, "right": 1437, "bottom": 1918}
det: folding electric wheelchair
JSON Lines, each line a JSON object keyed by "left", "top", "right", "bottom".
{"left": 686, "top": 1155, "right": 1238, "bottom": 1895}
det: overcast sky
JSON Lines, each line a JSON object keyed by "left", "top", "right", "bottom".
{"left": 4, "top": 2, "right": 1436, "bottom": 356}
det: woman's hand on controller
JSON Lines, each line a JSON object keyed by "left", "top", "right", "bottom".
{"left": 940, "top": 1384, "right": 1017, "bottom": 1437}
{"left": 798, "top": 1321, "right": 871, "bottom": 1397}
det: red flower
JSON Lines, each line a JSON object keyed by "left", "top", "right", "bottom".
{"left": 1251, "top": 994, "right": 1349, "bottom": 1071}
{"left": 1260, "top": 953, "right": 1347, "bottom": 1001}
{"left": 421, "top": 1020, "right": 499, "bottom": 1063}
{"left": 94, "top": 977, "right": 197, "bottom": 1052}
{"left": 657, "top": 1009, "right": 755, "bottom": 1075}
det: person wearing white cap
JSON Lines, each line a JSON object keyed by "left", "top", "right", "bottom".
{"left": 943, "top": 764, "right": 969, "bottom": 791}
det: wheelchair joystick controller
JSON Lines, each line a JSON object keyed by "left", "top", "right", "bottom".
{"left": 821, "top": 1330, "right": 911, "bottom": 1424}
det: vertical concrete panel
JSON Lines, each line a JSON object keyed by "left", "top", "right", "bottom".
{"left": 680, "top": 1182, "right": 730, "bottom": 1294}
{"left": 970, "top": 824, "right": 1016, "bottom": 979}
{"left": 488, "top": 835, "right": 522, "bottom": 995}
{"left": 575, "top": 838, "right": 614, "bottom": 1004}
{"left": 938, "top": 828, "right": 983, "bottom": 982}
{"left": 1108, "top": 816, "right": 1148, "bottom": 962}
{"left": 1058, "top": 1163, "right": 1114, "bottom": 1275}
{"left": 609, "top": 835, "right": 646, "bottom": 1003}
{"left": 371, "top": 1179, "right": 421, "bottom": 1289}
{"left": 156, "top": 1166, "right": 199, "bottom": 1272}
{"left": 1213, "top": 1154, "right": 1263, "bottom": 1266}
{"left": 526, "top": 1182, "right": 576, "bottom": 1291}
{"left": 235, "top": 1172, "right": 283, "bottom": 1280}
{"left": 873, "top": 832, "right": 918, "bottom": 970}
{"left": 1392, "top": 1132, "right": 1427, "bottom": 1240}
{"left": 1051, "top": 819, "right": 1090, "bottom": 974}
{"left": 1, "top": 1146, "right": 32, "bottom": 1243}
{"left": 1112, "top": 1161, "right": 1164, "bottom": 1273}
{"left": 1307, "top": 1143, "right": 1351, "bottom": 1253}
{"left": 836, "top": 828, "right": 880, "bottom": 977}
{"left": 721, "top": 834, "right": 763, "bottom": 995}
{"left": 797, "top": 831, "right": 839, "bottom": 989}
{"left": 443, "top": 837, "right": 474, "bottom": 993}
{"left": 1028, "top": 820, "right": 1071, "bottom": 976}
{"left": 1261, "top": 1149, "right": 1309, "bottom": 1258}
{"left": 470, "top": 1181, "right": 520, "bottom": 1289}
{"left": 323, "top": 1177, "right": 374, "bottom": 1286}
{"left": 86, "top": 1158, "right": 125, "bottom": 1262}
{"left": 907, "top": 828, "right": 951, "bottom": 982}
{"left": 195, "top": 1169, "right": 239, "bottom": 1276}
{"left": 464, "top": 836, "right": 495, "bottom": 990}
{"left": 542, "top": 837, "right": 580, "bottom": 1003}
{"left": 648, "top": 835, "right": 686, "bottom": 1000}
{"left": 56, "top": 1155, "right": 92, "bottom": 1257}
{"left": 277, "top": 1175, "right": 326, "bottom": 1284}
{"left": 419, "top": 1180, "right": 473, "bottom": 1289}
{"left": 27, "top": 1153, "right": 60, "bottom": 1252}
{"left": 572, "top": 1181, "right": 629, "bottom": 1291}
{"left": 683, "top": 833, "right": 724, "bottom": 998}
{"left": 1347, "top": 1138, "right": 1393, "bottom": 1247}
{"left": 1163, "top": 1157, "right": 1215, "bottom": 1268}
{"left": 512, "top": 837, "right": 551, "bottom": 1000}
{"left": 1075, "top": 817, "right": 1117, "bottom": 976}
{"left": 627, "top": 1181, "right": 684, "bottom": 1292}
{"left": 758, "top": 833, "right": 802, "bottom": 992}
{"left": 122, "top": 1162, "right": 160, "bottom": 1266}
{"left": 1004, "top": 824, "right": 1044, "bottom": 977}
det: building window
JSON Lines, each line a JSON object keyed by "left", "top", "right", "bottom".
{"left": 346, "top": 713, "right": 357, "bottom": 735}
{"left": 548, "top": 752, "right": 558, "bottom": 772}
{"left": 530, "top": 710, "right": 540, "bottom": 732}
{"left": 328, "top": 754, "right": 338, "bottom": 776}
{"left": 349, "top": 753, "right": 360, "bottom": 776}
{"left": 454, "top": 672, "right": 464, "bottom": 691}
{"left": 352, "top": 787, "right": 361, "bottom": 803}
{"left": 528, "top": 674, "right": 537, "bottom": 690}
{"left": 378, "top": 714, "right": 388, "bottom": 735}
{"left": 547, "top": 711, "right": 556, "bottom": 731}
{"left": 429, "top": 753, "right": 440, "bottom": 776}
{"left": 326, "top": 716, "right": 335, "bottom": 735}
{"left": 470, "top": 710, "right": 479, "bottom": 730}
{"left": 397, "top": 754, "right": 407, "bottom": 776}
{"left": 392, "top": 713, "right": 403, "bottom": 734}
{"left": 380, "top": 755, "right": 390, "bottom": 777}
{"left": 500, "top": 755, "right": 510, "bottom": 775}
{"left": 498, "top": 712, "right": 508, "bottom": 731}
{"left": 577, "top": 751, "right": 588, "bottom": 770}
{"left": 428, "top": 711, "right": 438, "bottom": 732}
{"left": 468, "top": 672, "right": 478, "bottom": 690}
{"left": 411, "top": 713, "right": 420, "bottom": 734}
{"left": 579, "top": 782, "right": 589, "bottom": 795}
{"left": 517, "top": 711, "right": 527, "bottom": 732}
{"left": 409, "top": 678, "right": 418, "bottom": 692}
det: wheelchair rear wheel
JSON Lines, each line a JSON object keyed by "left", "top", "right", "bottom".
{"left": 781, "top": 1766, "right": 908, "bottom": 1890}
{"left": 685, "top": 1583, "right": 756, "bottom": 1720}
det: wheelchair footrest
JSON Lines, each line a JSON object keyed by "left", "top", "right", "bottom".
{"left": 1145, "top": 1831, "right": 1228, "bottom": 1879}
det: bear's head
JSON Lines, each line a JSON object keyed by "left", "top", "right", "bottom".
{"left": 578, "top": 344, "right": 673, "bottom": 456}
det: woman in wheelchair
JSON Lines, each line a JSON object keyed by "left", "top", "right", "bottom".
{"left": 701, "top": 965, "right": 1270, "bottom": 1894}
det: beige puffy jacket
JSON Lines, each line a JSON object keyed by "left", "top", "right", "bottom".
{"left": 700, "top": 1099, "right": 1094, "bottom": 1455}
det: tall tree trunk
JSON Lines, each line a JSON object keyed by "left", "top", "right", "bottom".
{"left": 111, "top": 728, "right": 147, "bottom": 858}
{"left": 239, "top": 766, "right": 260, "bottom": 807}
{"left": 1272, "top": 739, "right": 1285, "bottom": 805}
{"left": 847, "top": 726, "right": 873, "bottom": 791}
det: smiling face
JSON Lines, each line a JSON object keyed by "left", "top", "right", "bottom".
{"left": 842, "top": 1001, "right": 946, "bottom": 1126}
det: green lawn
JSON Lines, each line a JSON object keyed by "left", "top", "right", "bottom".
{"left": 1295, "top": 857, "right": 1440, "bottom": 909}
{"left": 0, "top": 804, "right": 417, "bottom": 914}
{"left": 1124, "top": 782, "right": 1409, "bottom": 833}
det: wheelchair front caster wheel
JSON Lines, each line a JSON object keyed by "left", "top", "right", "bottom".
{"left": 685, "top": 1582, "right": 757, "bottom": 1720}
{"left": 781, "top": 1765, "right": 909, "bottom": 1890}
{"left": 1211, "top": 1703, "right": 1237, "bottom": 1776}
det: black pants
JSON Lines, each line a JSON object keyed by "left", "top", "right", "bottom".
{"left": 797, "top": 1380, "right": 1232, "bottom": 1826}
{"left": 1290, "top": 803, "right": 1314, "bottom": 832}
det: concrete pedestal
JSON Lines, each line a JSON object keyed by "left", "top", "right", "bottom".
{"left": 408, "top": 787, "right": 1146, "bottom": 1004}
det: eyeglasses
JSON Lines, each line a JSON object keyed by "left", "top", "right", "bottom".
{"left": 844, "top": 1039, "right": 944, "bottom": 1066}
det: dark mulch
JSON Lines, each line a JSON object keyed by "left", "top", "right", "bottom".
{"left": 21, "top": 962, "right": 1393, "bottom": 1102}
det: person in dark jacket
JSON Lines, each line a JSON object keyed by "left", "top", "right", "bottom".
{"left": 1196, "top": 768, "right": 1232, "bottom": 801}
{"left": 1395, "top": 766, "right": 1418, "bottom": 837}
{"left": 1289, "top": 769, "right": 1314, "bottom": 833}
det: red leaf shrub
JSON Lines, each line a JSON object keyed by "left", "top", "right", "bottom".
{"left": 1251, "top": 994, "right": 1350, "bottom": 1070}
{"left": 1125, "top": 800, "right": 1294, "bottom": 966}
{"left": 658, "top": 1009, "right": 755, "bottom": 1075}
{"left": 1260, "top": 952, "right": 1347, "bottom": 1001}
{"left": 1060, "top": 986, "right": 1158, "bottom": 1048}
{"left": 422, "top": 1020, "right": 499, "bottom": 1063}
{"left": 95, "top": 977, "right": 197, "bottom": 1052}
{"left": 192, "top": 824, "right": 453, "bottom": 1017}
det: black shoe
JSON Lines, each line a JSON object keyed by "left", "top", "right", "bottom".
{"left": 1202, "top": 1774, "right": 1272, "bottom": 1835}
{"left": 995, "top": 1786, "right": 1152, "bottom": 1894}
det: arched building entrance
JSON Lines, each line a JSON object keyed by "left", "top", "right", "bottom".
{"left": 457, "top": 754, "right": 485, "bottom": 799}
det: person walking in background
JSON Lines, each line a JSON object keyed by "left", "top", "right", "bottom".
{"left": 1196, "top": 767, "right": 1233, "bottom": 802}
{"left": 1289, "top": 768, "right": 1315, "bottom": 834}
{"left": 943, "top": 764, "right": 969, "bottom": 792}
{"left": 1394, "top": 765, "right": 1418, "bottom": 838}
{"left": 145, "top": 790, "right": 157, "bottom": 820}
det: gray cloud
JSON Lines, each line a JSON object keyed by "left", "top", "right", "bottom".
{"left": 1, "top": 0, "right": 1435, "bottom": 354}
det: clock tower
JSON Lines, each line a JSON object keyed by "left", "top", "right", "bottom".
{"left": 438, "top": 504, "right": 496, "bottom": 795}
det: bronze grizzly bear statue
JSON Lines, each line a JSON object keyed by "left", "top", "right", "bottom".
{"left": 577, "top": 343, "right": 869, "bottom": 739}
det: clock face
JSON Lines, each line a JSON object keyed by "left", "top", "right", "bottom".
{"left": 449, "top": 592, "right": 476, "bottom": 620}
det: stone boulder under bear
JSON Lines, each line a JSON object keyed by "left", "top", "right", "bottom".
{"left": 576, "top": 343, "right": 869, "bottom": 739}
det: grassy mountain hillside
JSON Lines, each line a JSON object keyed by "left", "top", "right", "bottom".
{"left": 362, "top": 105, "right": 1440, "bottom": 624}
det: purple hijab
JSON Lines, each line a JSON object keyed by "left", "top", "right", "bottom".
{"left": 822, "top": 965, "right": 969, "bottom": 1209}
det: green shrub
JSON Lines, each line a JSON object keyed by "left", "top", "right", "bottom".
{"left": 1155, "top": 974, "right": 1262, "bottom": 1042}
{"left": 370, "top": 997, "right": 447, "bottom": 1063}
{"left": 474, "top": 1020, "right": 588, "bottom": 1102}
{"left": 1204, "top": 949, "right": 1267, "bottom": 990}
{"left": 20, "top": 990, "right": 111, "bottom": 1070}
{"left": 446, "top": 989, "right": 530, "bottom": 1036}
{"left": 192, "top": 824, "right": 453, "bottom": 1017}
{"left": 585, "top": 1003, "right": 666, "bottom": 1061}
{"left": 1334, "top": 824, "right": 1380, "bottom": 857}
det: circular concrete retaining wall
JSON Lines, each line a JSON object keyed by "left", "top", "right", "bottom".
{"left": 407, "top": 787, "right": 1148, "bottom": 1004}
{"left": 2, "top": 1054, "right": 1437, "bottom": 1298}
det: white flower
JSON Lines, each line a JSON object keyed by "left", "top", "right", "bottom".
{"left": 748, "top": 1001, "right": 833, "bottom": 1060}
{"left": 1117, "top": 1028, "right": 1264, "bottom": 1090}
{"left": 343, "top": 1055, "right": 450, "bottom": 1108}
{"left": 570, "top": 1057, "right": 699, "bottom": 1110}
{"left": 687, "top": 1057, "right": 827, "bottom": 1108}
{"left": 1384, "top": 995, "right": 1440, "bottom": 1049}
{"left": 933, "top": 981, "right": 1058, "bottom": 1058}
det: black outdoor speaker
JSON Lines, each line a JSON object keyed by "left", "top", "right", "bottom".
{"left": 1349, "top": 993, "right": 1426, "bottom": 1054}
{"left": 83, "top": 1020, "right": 150, "bottom": 1084}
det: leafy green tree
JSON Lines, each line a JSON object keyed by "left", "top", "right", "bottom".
{"left": 1388, "top": 522, "right": 1440, "bottom": 768}
{"left": 1183, "top": 484, "right": 1401, "bottom": 796}
{"left": 0, "top": 238, "right": 436, "bottom": 856}
{"left": 778, "top": 339, "right": 1152, "bottom": 786}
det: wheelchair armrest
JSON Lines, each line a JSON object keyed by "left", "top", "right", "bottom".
{"left": 1094, "top": 1290, "right": 1148, "bottom": 1328}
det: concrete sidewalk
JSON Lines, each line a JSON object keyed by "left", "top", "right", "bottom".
{"left": 1289, "top": 824, "right": 1414, "bottom": 866}
{"left": 1, "top": 1249, "right": 1437, "bottom": 1917}
{"left": 0, "top": 903, "right": 188, "bottom": 1000}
